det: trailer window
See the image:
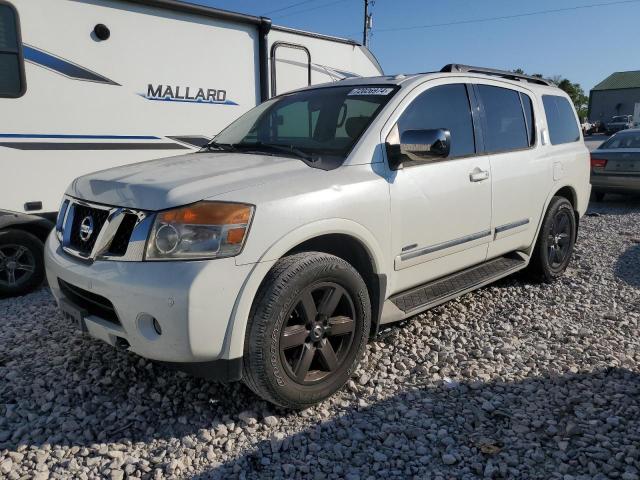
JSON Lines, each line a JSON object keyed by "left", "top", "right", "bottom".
{"left": 0, "top": 2, "right": 25, "bottom": 97}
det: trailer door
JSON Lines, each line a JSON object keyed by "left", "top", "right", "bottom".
{"left": 271, "top": 42, "right": 310, "bottom": 96}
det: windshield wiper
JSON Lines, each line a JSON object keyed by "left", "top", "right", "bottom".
{"left": 201, "top": 141, "right": 237, "bottom": 152}
{"left": 235, "top": 142, "right": 313, "bottom": 161}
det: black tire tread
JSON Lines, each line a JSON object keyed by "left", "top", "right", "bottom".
{"left": 242, "top": 252, "right": 370, "bottom": 409}
{"left": 528, "top": 196, "right": 575, "bottom": 283}
{"left": 0, "top": 229, "right": 45, "bottom": 297}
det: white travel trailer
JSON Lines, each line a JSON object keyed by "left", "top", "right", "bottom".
{"left": 0, "top": 0, "right": 383, "bottom": 296}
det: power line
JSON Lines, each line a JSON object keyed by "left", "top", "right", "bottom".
{"left": 272, "top": 0, "right": 350, "bottom": 19}
{"left": 375, "top": 0, "right": 640, "bottom": 33}
{"left": 263, "top": 0, "right": 319, "bottom": 16}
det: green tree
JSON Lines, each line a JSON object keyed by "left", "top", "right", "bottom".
{"left": 513, "top": 69, "right": 589, "bottom": 119}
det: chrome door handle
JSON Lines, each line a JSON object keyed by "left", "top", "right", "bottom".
{"left": 469, "top": 169, "right": 490, "bottom": 182}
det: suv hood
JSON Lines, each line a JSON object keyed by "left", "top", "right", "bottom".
{"left": 67, "top": 152, "right": 312, "bottom": 210}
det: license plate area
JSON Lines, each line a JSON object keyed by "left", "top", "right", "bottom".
{"left": 60, "top": 297, "right": 88, "bottom": 333}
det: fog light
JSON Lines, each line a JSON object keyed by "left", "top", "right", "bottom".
{"left": 155, "top": 224, "right": 180, "bottom": 254}
{"left": 152, "top": 318, "right": 162, "bottom": 335}
{"left": 137, "top": 313, "right": 162, "bottom": 340}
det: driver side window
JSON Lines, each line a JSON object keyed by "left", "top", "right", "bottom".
{"left": 397, "top": 84, "right": 476, "bottom": 158}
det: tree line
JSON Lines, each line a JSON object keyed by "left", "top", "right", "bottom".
{"left": 514, "top": 69, "right": 588, "bottom": 119}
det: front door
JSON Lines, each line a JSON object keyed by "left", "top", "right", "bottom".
{"left": 387, "top": 82, "right": 493, "bottom": 294}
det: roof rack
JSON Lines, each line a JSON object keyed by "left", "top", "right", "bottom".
{"left": 440, "top": 64, "right": 552, "bottom": 86}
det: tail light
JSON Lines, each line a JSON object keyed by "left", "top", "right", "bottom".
{"left": 590, "top": 156, "right": 607, "bottom": 168}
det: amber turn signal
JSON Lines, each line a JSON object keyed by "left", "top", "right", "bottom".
{"left": 158, "top": 202, "right": 253, "bottom": 225}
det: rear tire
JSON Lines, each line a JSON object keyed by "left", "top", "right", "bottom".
{"left": 528, "top": 197, "right": 576, "bottom": 283}
{"left": 0, "top": 230, "right": 45, "bottom": 297}
{"left": 243, "top": 252, "right": 371, "bottom": 409}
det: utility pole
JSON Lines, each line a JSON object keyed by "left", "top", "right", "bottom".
{"left": 362, "top": 0, "right": 372, "bottom": 47}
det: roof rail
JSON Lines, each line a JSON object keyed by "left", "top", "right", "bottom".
{"left": 441, "top": 64, "right": 552, "bottom": 86}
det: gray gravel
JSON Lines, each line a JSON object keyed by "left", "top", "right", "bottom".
{"left": 1, "top": 195, "right": 639, "bottom": 480}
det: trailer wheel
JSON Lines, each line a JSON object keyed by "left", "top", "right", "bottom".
{"left": 0, "top": 230, "right": 45, "bottom": 297}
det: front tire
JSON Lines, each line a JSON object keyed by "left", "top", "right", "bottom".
{"left": 243, "top": 252, "right": 371, "bottom": 409}
{"left": 528, "top": 196, "right": 576, "bottom": 282}
{"left": 0, "top": 230, "right": 45, "bottom": 297}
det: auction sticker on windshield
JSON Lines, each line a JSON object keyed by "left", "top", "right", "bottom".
{"left": 348, "top": 87, "right": 394, "bottom": 96}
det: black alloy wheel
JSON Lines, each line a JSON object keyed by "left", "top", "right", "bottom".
{"left": 280, "top": 282, "right": 356, "bottom": 385}
{"left": 528, "top": 196, "right": 576, "bottom": 282}
{"left": 547, "top": 209, "right": 573, "bottom": 268}
{"left": 243, "top": 252, "right": 371, "bottom": 409}
{"left": 0, "top": 244, "right": 36, "bottom": 288}
{"left": 0, "top": 230, "right": 45, "bottom": 297}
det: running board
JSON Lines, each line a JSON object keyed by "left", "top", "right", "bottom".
{"left": 388, "top": 254, "right": 527, "bottom": 318}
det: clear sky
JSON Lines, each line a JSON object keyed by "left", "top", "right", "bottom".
{"left": 189, "top": 0, "right": 640, "bottom": 92}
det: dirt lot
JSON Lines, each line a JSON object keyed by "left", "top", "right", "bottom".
{"left": 1, "top": 195, "right": 639, "bottom": 480}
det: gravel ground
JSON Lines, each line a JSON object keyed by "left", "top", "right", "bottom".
{"left": 1, "top": 196, "right": 639, "bottom": 480}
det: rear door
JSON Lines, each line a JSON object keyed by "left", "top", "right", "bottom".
{"left": 472, "top": 81, "right": 549, "bottom": 259}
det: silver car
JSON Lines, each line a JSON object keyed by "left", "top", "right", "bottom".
{"left": 591, "top": 129, "right": 640, "bottom": 201}
{"left": 605, "top": 115, "right": 634, "bottom": 135}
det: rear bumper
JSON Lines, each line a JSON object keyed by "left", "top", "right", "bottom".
{"left": 591, "top": 173, "right": 640, "bottom": 193}
{"left": 44, "top": 232, "right": 253, "bottom": 367}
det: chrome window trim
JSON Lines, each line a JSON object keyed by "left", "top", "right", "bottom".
{"left": 58, "top": 196, "right": 152, "bottom": 262}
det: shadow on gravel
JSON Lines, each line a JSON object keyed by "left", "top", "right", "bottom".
{"left": 615, "top": 244, "right": 640, "bottom": 288}
{"left": 587, "top": 194, "right": 640, "bottom": 214}
{"left": 198, "top": 368, "right": 640, "bottom": 479}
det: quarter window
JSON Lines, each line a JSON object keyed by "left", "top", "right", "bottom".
{"left": 520, "top": 92, "right": 536, "bottom": 146}
{"left": 542, "top": 95, "right": 580, "bottom": 145}
{"left": 397, "top": 84, "right": 476, "bottom": 158}
{"left": 477, "top": 85, "right": 529, "bottom": 153}
{"left": 0, "top": 2, "right": 24, "bottom": 97}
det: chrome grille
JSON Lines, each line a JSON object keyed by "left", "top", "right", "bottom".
{"left": 108, "top": 213, "right": 139, "bottom": 255}
{"left": 59, "top": 197, "right": 153, "bottom": 262}
{"left": 68, "top": 204, "right": 110, "bottom": 254}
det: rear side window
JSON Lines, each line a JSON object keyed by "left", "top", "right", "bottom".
{"left": 477, "top": 85, "right": 529, "bottom": 153}
{"left": 542, "top": 95, "right": 580, "bottom": 145}
{"left": 0, "top": 2, "right": 25, "bottom": 97}
{"left": 397, "top": 83, "right": 476, "bottom": 158}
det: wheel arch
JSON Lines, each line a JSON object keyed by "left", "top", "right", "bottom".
{"left": 527, "top": 184, "right": 580, "bottom": 256}
{"left": 0, "top": 212, "right": 54, "bottom": 243}
{"left": 552, "top": 185, "right": 580, "bottom": 234}
{"left": 223, "top": 219, "right": 389, "bottom": 360}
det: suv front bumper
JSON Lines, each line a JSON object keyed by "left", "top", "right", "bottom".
{"left": 44, "top": 233, "right": 253, "bottom": 370}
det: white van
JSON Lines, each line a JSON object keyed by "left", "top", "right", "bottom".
{"left": 0, "top": 0, "right": 382, "bottom": 295}
{"left": 45, "top": 65, "right": 591, "bottom": 408}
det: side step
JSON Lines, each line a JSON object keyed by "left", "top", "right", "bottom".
{"left": 390, "top": 254, "right": 527, "bottom": 315}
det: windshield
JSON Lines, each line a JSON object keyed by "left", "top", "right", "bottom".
{"left": 209, "top": 85, "right": 398, "bottom": 169}
{"left": 600, "top": 131, "right": 640, "bottom": 149}
{"left": 611, "top": 116, "right": 629, "bottom": 123}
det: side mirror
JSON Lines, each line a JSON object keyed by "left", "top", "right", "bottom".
{"left": 386, "top": 128, "right": 451, "bottom": 170}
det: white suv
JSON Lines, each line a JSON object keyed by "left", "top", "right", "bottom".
{"left": 45, "top": 65, "right": 590, "bottom": 408}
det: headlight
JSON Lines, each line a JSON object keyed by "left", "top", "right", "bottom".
{"left": 145, "top": 201, "right": 254, "bottom": 260}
